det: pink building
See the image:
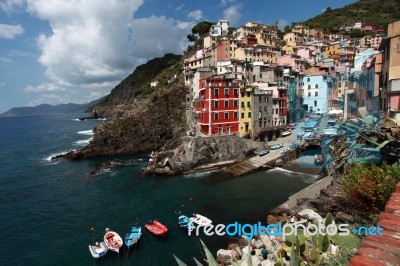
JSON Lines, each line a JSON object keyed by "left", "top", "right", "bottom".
{"left": 297, "top": 47, "right": 314, "bottom": 66}
{"left": 215, "top": 39, "right": 231, "bottom": 62}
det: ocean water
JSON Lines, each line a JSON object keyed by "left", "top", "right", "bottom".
{"left": 0, "top": 114, "right": 320, "bottom": 266}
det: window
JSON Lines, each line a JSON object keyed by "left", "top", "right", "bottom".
{"left": 234, "top": 112, "right": 238, "bottom": 119}
{"left": 259, "top": 106, "right": 262, "bottom": 112}
{"left": 241, "top": 92, "right": 244, "bottom": 98}
{"left": 315, "top": 84, "right": 318, "bottom": 88}
{"left": 315, "top": 92, "right": 318, "bottom": 96}
{"left": 234, "top": 88, "right": 238, "bottom": 95}
{"left": 308, "top": 92, "right": 311, "bottom": 97}
{"left": 214, "top": 113, "right": 219, "bottom": 120}
{"left": 266, "top": 97, "right": 269, "bottom": 102}
{"left": 241, "top": 112, "right": 244, "bottom": 119}
{"left": 214, "top": 88, "right": 219, "bottom": 96}
{"left": 248, "top": 112, "right": 251, "bottom": 118}
{"left": 247, "top": 101, "right": 251, "bottom": 107}
{"left": 241, "top": 102, "right": 245, "bottom": 108}
{"left": 307, "top": 78, "right": 310, "bottom": 82}
{"left": 224, "top": 100, "right": 229, "bottom": 107}
{"left": 259, "top": 96, "right": 262, "bottom": 102}
{"left": 314, "top": 101, "right": 317, "bottom": 107}
{"left": 224, "top": 112, "right": 229, "bottom": 119}
{"left": 224, "top": 88, "right": 229, "bottom": 95}
{"left": 247, "top": 92, "right": 250, "bottom": 97}
{"left": 308, "top": 85, "right": 311, "bottom": 89}
{"left": 234, "top": 100, "right": 238, "bottom": 107}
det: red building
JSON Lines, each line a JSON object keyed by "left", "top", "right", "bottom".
{"left": 196, "top": 77, "right": 241, "bottom": 135}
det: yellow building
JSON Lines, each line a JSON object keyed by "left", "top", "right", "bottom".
{"left": 292, "top": 24, "right": 310, "bottom": 37}
{"left": 324, "top": 42, "right": 341, "bottom": 57}
{"left": 239, "top": 86, "right": 253, "bottom": 137}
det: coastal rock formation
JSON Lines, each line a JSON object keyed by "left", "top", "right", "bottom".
{"left": 144, "top": 135, "right": 265, "bottom": 175}
{"left": 58, "top": 82, "right": 187, "bottom": 160}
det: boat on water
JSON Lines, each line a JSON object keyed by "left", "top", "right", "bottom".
{"left": 104, "top": 229, "right": 123, "bottom": 253}
{"left": 145, "top": 220, "right": 168, "bottom": 236}
{"left": 125, "top": 226, "right": 142, "bottom": 248}
{"left": 270, "top": 143, "right": 284, "bottom": 150}
{"left": 178, "top": 215, "right": 195, "bottom": 229}
{"left": 88, "top": 241, "right": 108, "bottom": 258}
{"left": 280, "top": 148, "right": 291, "bottom": 154}
{"left": 190, "top": 214, "right": 212, "bottom": 226}
{"left": 281, "top": 131, "right": 291, "bottom": 137}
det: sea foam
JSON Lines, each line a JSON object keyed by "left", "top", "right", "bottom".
{"left": 77, "top": 130, "right": 94, "bottom": 135}
{"left": 75, "top": 138, "right": 93, "bottom": 146}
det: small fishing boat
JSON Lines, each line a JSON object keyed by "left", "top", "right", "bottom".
{"left": 125, "top": 226, "right": 142, "bottom": 248}
{"left": 145, "top": 220, "right": 168, "bottom": 236}
{"left": 104, "top": 229, "right": 123, "bottom": 253}
{"left": 280, "top": 148, "right": 291, "bottom": 154}
{"left": 88, "top": 241, "right": 108, "bottom": 258}
{"left": 281, "top": 130, "right": 291, "bottom": 137}
{"left": 190, "top": 214, "right": 212, "bottom": 226}
{"left": 178, "top": 215, "right": 195, "bottom": 229}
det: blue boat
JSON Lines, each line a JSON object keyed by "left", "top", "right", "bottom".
{"left": 125, "top": 226, "right": 142, "bottom": 248}
{"left": 178, "top": 215, "right": 194, "bottom": 229}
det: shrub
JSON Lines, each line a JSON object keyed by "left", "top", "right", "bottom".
{"left": 342, "top": 162, "right": 400, "bottom": 209}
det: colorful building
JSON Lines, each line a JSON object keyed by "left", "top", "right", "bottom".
{"left": 196, "top": 77, "right": 241, "bottom": 135}
{"left": 379, "top": 21, "right": 400, "bottom": 120}
{"left": 239, "top": 86, "right": 253, "bottom": 137}
{"left": 302, "top": 74, "right": 333, "bottom": 114}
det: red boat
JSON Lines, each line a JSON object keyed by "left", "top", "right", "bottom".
{"left": 145, "top": 220, "right": 168, "bottom": 236}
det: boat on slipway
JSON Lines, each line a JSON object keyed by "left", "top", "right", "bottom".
{"left": 125, "top": 226, "right": 142, "bottom": 248}
{"left": 145, "top": 220, "right": 168, "bottom": 236}
{"left": 190, "top": 214, "right": 212, "bottom": 226}
{"left": 88, "top": 242, "right": 108, "bottom": 258}
{"left": 104, "top": 229, "right": 123, "bottom": 253}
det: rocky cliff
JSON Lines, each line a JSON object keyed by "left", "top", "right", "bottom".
{"left": 61, "top": 74, "right": 187, "bottom": 160}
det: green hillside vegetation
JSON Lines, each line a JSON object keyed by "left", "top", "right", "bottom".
{"left": 303, "top": 0, "right": 400, "bottom": 32}
{"left": 96, "top": 53, "right": 182, "bottom": 107}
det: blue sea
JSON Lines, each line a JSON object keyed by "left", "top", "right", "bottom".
{"left": 0, "top": 113, "right": 320, "bottom": 266}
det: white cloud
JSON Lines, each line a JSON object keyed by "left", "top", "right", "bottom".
{"left": 0, "top": 0, "right": 24, "bottom": 14}
{"left": 23, "top": 83, "right": 66, "bottom": 93}
{"left": 9, "top": 49, "right": 31, "bottom": 57}
{"left": 0, "top": 57, "right": 12, "bottom": 63}
{"left": 222, "top": 5, "right": 242, "bottom": 26}
{"left": 27, "top": 93, "right": 73, "bottom": 106}
{"left": 19, "top": 0, "right": 188, "bottom": 100}
{"left": 0, "top": 24, "right": 24, "bottom": 39}
{"left": 175, "top": 4, "right": 184, "bottom": 11}
{"left": 221, "top": 0, "right": 235, "bottom": 5}
{"left": 277, "top": 19, "right": 288, "bottom": 30}
{"left": 187, "top": 10, "right": 203, "bottom": 21}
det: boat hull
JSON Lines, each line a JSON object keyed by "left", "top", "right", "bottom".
{"left": 124, "top": 226, "right": 142, "bottom": 248}
{"left": 88, "top": 242, "right": 108, "bottom": 258}
{"left": 145, "top": 220, "right": 168, "bottom": 236}
{"left": 104, "top": 231, "right": 123, "bottom": 253}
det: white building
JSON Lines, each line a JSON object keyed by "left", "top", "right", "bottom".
{"left": 209, "top": 20, "right": 229, "bottom": 37}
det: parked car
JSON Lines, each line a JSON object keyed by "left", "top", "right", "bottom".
{"left": 258, "top": 148, "right": 270, "bottom": 156}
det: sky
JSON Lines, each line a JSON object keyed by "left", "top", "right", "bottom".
{"left": 0, "top": 0, "right": 356, "bottom": 113}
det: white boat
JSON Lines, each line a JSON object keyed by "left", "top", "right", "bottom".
{"left": 88, "top": 241, "right": 108, "bottom": 258}
{"left": 190, "top": 214, "right": 212, "bottom": 226}
{"left": 281, "top": 131, "right": 291, "bottom": 137}
{"left": 104, "top": 229, "right": 123, "bottom": 253}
